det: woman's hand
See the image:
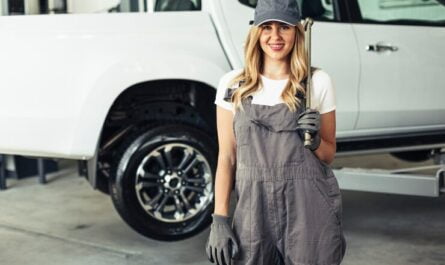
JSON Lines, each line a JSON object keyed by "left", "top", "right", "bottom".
{"left": 297, "top": 109, "right": 337, "bottom": 164}
{"left": 297, "top": 108, "right": 321, "bottom": 151}
{"left": 205, "top": 214, "right": 240, "bottom": 265}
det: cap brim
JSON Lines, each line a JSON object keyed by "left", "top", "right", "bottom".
{"left": 257, "top": 18, "right": 296, "bottom": 26}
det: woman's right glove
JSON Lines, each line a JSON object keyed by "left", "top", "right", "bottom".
{"left": 297, "top": 108, "right": 321, "bottom": 151}
{"left": 205, "top": 213, "right": 240, "bottom": 265}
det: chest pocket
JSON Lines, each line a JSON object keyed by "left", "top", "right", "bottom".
{"left": 235, "top": 122, "right": 305, "bottom": 168}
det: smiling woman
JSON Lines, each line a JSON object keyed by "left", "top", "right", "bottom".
{"left": 206, "top": 0, "right": 345, "bottom": 265}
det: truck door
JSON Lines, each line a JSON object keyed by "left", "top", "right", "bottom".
{"left": 217, "top": 0, "right": 360, "bottom": 133}
{"left": 351, "top": 0, "right": 445, "bottom": 130}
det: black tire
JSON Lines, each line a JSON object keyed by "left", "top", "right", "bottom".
{"left": 390, "top": 150, "right": 432, "bottom": 162}
{"left": 109, "top": 123, "right": 217, "bottom": 241}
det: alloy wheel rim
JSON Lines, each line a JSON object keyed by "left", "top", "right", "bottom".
{"left": 135, "top": 143, "right": 213, "bottom": 223}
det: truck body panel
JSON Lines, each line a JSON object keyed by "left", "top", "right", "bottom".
{"left": 0, "top": 11, "right": 230, "bottom": 159}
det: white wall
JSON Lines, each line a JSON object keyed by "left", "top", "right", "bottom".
{"left": 25, "top": 0, "right": 40, "bottom": 14}
{"left": 67, "top": 0, "right": 121, "bottom": 13}
{"left": 0, "top": 0, "right": 40, "bottom": 15}
{"left": 0, "top": 0, "right": 7, "bottom": 15}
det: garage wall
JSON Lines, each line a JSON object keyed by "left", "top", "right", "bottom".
{"left": 67, "top": 0, "right": 121, "bottom": 13}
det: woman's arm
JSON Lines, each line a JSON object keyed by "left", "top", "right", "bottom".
{"left": 213, "top": 106, "right": 237, "bottom": 216}
{"left": 313, "top": 110, "right": 336, "bottom": 164}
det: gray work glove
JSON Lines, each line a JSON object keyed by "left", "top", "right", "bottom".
{"left": 297, "top": 108, "right": 321, "bottom": 151}
{"left": 205, "top": 213, "right": 240, "bottom": 265}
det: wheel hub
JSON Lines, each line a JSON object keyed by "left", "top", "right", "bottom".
{"left": 163, "top": 172, "right": 182, "bottom": 190}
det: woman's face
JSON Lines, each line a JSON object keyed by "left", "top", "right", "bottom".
{"left": 259, "top": 21, "right": 296, "bottom": 62}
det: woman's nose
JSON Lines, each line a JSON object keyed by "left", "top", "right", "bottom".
{"left": 271, "top": 26, "right": 282, "bottom": 39}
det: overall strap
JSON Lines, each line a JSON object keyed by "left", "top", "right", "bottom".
{"left": 223, "top": 80, "right": 245, "bottom": 103}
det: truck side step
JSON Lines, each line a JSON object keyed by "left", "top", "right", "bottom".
{"left": 335, "top": 150, "right": 445, "bottom": 197}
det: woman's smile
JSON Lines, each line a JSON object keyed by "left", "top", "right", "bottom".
{"left": 269, "top": 43, "right": 285, "bottom": 51}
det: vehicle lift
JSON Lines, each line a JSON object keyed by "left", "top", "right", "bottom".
{"left": 0, "top": 155, "right": 50, "bottom": 190}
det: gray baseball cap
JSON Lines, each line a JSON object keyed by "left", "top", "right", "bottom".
{"left": 250, "top": 0, "right": 301, "bottom": 26}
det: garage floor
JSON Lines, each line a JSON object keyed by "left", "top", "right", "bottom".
{"left": 0, "top": 155, "right": 444, "bottom": 265}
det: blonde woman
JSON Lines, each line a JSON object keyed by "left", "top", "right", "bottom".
{"left": 205, "top": 0, "right": 346, "bottom": 264}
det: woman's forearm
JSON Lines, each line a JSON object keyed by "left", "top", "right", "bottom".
{"left": 213, "top": 153, "right": 236, "bottom": 216}
{"left": 313, "top": 137, "right": 336, "bottom": 165}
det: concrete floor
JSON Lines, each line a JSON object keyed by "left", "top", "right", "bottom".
{"left": 0, "top": 155, "right": 444, "bottom": 265}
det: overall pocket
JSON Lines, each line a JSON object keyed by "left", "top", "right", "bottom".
{"left": 310, "top": 176, "right": 342, "bottom": 225}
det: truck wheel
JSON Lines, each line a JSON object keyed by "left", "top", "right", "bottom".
{"left": 390, "top": 150, "right": 432, "bottom": 162}
{"left": 109, "top": 123, "right": 216, "bottom": 241}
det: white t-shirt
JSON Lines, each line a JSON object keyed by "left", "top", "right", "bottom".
{"left": 214, "top": 68, "right": 336, "bottom": 114}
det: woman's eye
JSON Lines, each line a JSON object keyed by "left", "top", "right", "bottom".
{"left": 280, "top": 25, "right": 290, "bottom": 31}
{"left": 262, "top": 25, "right": 272, "bottom": 30}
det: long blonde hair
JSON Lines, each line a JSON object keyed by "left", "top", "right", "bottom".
{"left": 229, "top": 23, "right": 309, "bottom": 112}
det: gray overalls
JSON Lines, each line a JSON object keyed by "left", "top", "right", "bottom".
{"left": 224, "top": 85, "right": 346, "bottom": 265}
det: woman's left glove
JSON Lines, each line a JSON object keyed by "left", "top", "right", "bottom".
{"left": 297, "top": 108, "right": 321, "bottom": 151}
{"left": 205, "top": 213, "right": 240, "bottom": 265}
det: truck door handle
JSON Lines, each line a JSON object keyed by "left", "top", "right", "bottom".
{"left": 366, "top": 43, "right": 398, "bottom": 52}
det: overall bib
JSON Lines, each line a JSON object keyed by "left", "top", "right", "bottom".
{"left": 224, "top": 86, "right": 347, "bottom": 265}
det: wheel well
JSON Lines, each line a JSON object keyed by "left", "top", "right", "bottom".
{"left": 92, "top": 79, "right": 217, "bottom": 193}
{"left": 105, "top": 79, "right": 216, "bottom": 132}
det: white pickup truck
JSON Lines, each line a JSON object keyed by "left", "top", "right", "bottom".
{"left": 0, "top": 0, "right": 444, "bottom": 240}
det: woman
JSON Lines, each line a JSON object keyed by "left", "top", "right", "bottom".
{"left": 205, "top": 0, "right": 346, "bottom": 264}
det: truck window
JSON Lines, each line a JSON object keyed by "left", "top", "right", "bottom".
{"left": 0, "top": 0, "right": 149, "bottom": 15}
{"left": 155, "top": 0, "right": 201, "bottom": 11}
{"left": 356, "top": 0, "right": 445, "bottom": 26}
{"left": 238, "top": 0, "right": 336, "bottom": 21}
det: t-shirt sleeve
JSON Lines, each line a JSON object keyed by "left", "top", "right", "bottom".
{"left": 311, "top": 69, "right": 336, "bottom": 114}
{"left": 214, "top": 69, "right": 243, "bottom": 112}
